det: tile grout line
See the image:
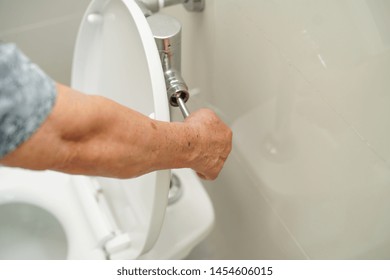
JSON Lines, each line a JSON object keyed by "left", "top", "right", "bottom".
{"left": 224, "top": 0, "right": 390, "bottom": 259}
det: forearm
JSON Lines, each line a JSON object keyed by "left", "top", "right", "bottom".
{"left": 0, "top": 44, "right": 231, "bottom": 179}
{"left": 1, "top": 83, "right": 197, "bottom": 178}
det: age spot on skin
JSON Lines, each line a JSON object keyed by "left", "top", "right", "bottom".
{"left": 150, "top": 122, "right": 157, "bottom": 130}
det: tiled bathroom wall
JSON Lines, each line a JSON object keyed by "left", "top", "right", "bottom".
{"left": 0, "top": 0, "right": 91, "bottom": 84}
{"left": 3, "top": 0, "right": 390, "bottom": 259}
{"left": 165, "top": 0, "right": 390, "bottom": 259}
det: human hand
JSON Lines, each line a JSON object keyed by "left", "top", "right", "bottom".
{"left": 184, "top": 109, "right": 232, "bottom": 180}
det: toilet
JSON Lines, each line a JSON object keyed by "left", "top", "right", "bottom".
{"left": 0, "top": 0, "right": 214, "bottom": 260}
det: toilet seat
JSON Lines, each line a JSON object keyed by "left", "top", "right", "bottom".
{"left": 0, "top": 167, "right": 168, "bottom": 259}
{"left": 70, "top": 0, "right": 171, "bottom": 258}
{"left": 0, "top": 168, "right": 107, "bottom": 259}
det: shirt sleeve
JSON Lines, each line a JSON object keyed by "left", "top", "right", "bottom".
{"left": 0, "top": 43, "right": 57, "bottom": 158}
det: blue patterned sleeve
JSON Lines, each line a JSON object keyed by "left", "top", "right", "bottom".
{"left": 0, "top": 43, "right": 57, "bottom": 158}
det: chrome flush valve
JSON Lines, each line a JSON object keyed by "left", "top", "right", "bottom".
{"left": 147, "top": 14, "right": 191, "bottom": 118}
{"left": 138, "top": 0, "right": 204, "bottom": 118}
{"left": 138, "top": 0, "right": 204, "bottom": 15}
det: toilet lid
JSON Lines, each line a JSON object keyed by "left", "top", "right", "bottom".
{"left": 71, "top": 0, "right": 170, "bottom": 257}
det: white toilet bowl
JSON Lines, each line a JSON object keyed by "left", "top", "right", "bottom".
{"left": 0, "top": 169, "right": 108, "bottom": 259}
{"left": 0, "top": 0, "right": 214, "bottom": 260}
{"left": 0, "top": 168, "right": 213, "bottom": 260}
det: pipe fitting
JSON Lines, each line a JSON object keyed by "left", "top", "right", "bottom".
{"left": 138, "top": 0, "right": 204, "bottom": 13}
{"left": 164, "top": 68, "right": 189, "bottom": 107}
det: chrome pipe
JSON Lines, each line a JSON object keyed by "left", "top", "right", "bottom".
{"left": 147, "top": 14, "right": 191, "bottom": 119}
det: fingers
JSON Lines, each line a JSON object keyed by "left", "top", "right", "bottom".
{"left": 196, "top": 172, "right": 207, "bottom": 180}
{"left": 184, "top": 108, "right": 232, "bottom": 181}
{"left": 197, "top": 156, "right": 229, "bottom": 180}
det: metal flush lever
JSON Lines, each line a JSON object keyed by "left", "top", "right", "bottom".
{"left": 171, "top": 92, "right": 190, "bottom": 118}
{"left": 176, "top": 96, "right": 190, "bottom": 118}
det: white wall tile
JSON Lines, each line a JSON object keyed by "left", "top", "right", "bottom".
{"left": 169, "top": 0, "right": 390, "bottom": 259}
{"left": 221, "top": 0, "right": 390, "bottom": 166}
{"left": 0, "top": 0, "right": 90, "bottom": 34}
{"left": 3, "top": 17, "right": 81, "bottom": 84}
{"left": 189, "top": 150, "right": 309, "bottom": 259}
{"left": 232, "top": 81, "right": 390, "bottom": 259}
{"left": 1, "top": 0, "right": 90, "bottom": 84}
